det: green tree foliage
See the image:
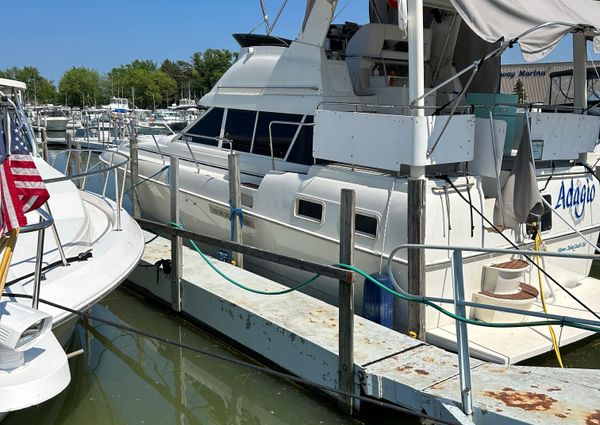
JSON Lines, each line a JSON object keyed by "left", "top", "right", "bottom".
{"left": 160, "top": 59, "right": 197, "bottom": 101}
{"left": 59, "top": 67, "right": 103, "bottom": 107}
{"left": 513, "top": 79, "right": 528, "bottom": 104}
{"left": 191, "top": 49, "right": 238, "bottom": 96}
{"left": 0, "top": 66, "right": 57, "bottom": 104}
{"left": 107, "top": 60, "right": 177, "bottom": 109}
{"left": 3, "top": 48, "right": 237, "bottom": 110}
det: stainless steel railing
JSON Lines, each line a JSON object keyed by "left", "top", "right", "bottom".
{"left": 46, "top": 148, "right": 130, "bottom": 231}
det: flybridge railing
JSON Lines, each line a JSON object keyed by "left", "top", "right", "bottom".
{"left": 385, "top": 243, "right": 600, "bottom": 417}
{"left": 45, "top": 148, "right": 130, "bottom": 231}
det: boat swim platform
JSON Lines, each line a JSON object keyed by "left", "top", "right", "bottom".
{"left": 128, "top": 233, "right": 600, "bottom": 425}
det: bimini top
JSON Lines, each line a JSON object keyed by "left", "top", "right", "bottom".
{"left": 448, "top": 0, "right": 600, "bottom": 61}
{"left": 0, "top": 78, "right": 26, "bottom": 92}
{"left": 311, "top": 0, "right": 600, "bottom": 61}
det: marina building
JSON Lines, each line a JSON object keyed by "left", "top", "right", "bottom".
{"left": 500, "top": 61, "right": 600, "bottom": 103}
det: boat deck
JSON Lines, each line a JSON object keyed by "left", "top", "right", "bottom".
{"left": 129, "top": 233, "right": 600, "bottom": 425}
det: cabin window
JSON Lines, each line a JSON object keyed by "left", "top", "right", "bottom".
{"left": 286, "top": 115, "right": 314, "bottom": 165}
{"left": 253, "top": 112, "right": 303, "bottom": 157}
{"left": 296, "top": 198, "right": 324, "bottom": 222}
{"left": 355, "top": 213, "right": 378, "bottom": 238}
{"left": 185, "top": 107, "right": 224, "bottom": 146}
{"left": 224, "top": 109, "right": 257, "bottom": 153}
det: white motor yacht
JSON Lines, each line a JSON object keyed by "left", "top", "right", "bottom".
{"left": 122, "top": 0, "right": 600, "bottom": 364}
{"left": 0, "top": 78, "right": 144, "bottom": 417}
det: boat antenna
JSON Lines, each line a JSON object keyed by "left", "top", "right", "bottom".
{"left": 268, "top": 0, "right": 289, "bottom": 34}
{"left": 259, "top": 0, "right": 271, "bottom": 34}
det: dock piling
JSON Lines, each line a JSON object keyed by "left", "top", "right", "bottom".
{"left": 228, "top": 153, "right": 243, "bottom": 268}
{"left": 339, "top": 188, "right": 356, "bottom": 414}
{"left": 170, "top": 156, "right": 182, "bottom": 312}
{"left": 129, "top": 135, "right": 140, "bottom": 219}
{"left": 407, "top": 178, "right": 426, "bottom": 339}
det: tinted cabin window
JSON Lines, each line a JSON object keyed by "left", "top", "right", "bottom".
{"left": 185, "top": 107, "right": 224, "bottom": 146}
{"left": 355, "top": 214, "right": 378, "bottom": 237}
{"left": 287, "top": 115, "right": 314, "bottom": 165}
{"left": 253, "top": 112, "right": 303, "bottom": 157}
{"left": 297, "top": 199, "right": 323, "bottom": 222}
{"left": 224, "top": 109, "right": 256, "bottom": 152}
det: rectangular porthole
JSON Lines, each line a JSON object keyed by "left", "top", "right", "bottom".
{"left": 355, "top": 213, "right": 378, "bottom": 238}
{"left": 297, "top": 199, "right": 323, "bottom": 222}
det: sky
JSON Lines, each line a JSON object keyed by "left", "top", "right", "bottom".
{"left": 1, "top": 0, "right": 597, "bottom": 84}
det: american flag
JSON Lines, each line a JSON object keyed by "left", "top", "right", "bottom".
{"left": 0, "top": 117, "right": 50, "bottom": 232}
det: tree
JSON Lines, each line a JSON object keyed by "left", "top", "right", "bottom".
{"left": 513, "top": 79, "right": 528, "bottom": 104}
{"left": 160, "top": 59, "right": 196, "bottom": 101}
{"left": 191, "top": 49, "right": 237, "bottom": 96}
{"left": 59, "top": 67, "right": 103, "bottom": 107}
{"left": 0, "top": 66, "right": 57, "bottom": 104}
{"left": 107, "top": 61, "right": 177, "bottom": 109}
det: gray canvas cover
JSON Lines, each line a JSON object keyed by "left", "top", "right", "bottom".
{"left": 449, "top": 0, "right": 600, "bottom": 61}
{"left": 496, "top": 124, "right": 544, "bottom": 225}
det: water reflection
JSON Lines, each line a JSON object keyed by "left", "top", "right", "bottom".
{"left": 6, "top": 289, "right": 360, "bottom": 425}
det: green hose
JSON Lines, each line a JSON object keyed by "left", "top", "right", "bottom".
{"left": 169, "top": 223, "right": 600, "bottom": 334}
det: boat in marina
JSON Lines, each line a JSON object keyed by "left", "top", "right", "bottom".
{"left": 36, "top": 106, "right": 70, "bottom": 132}
{"left": 121, "top": 0, "right": 600, "bottom": 364}
{"left": 0, "top": 78, "right": 145, "bottom": 417}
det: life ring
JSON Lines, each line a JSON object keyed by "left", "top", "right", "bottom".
{"left": 387, "top": 0, "right": 398, "bottom": 8}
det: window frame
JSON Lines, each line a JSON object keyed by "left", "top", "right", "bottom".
{"left": 294, "top": 196, "right": 326, "bottom": 224}
{"left": 354, "top": 210, "right": 380, "bottom": 239}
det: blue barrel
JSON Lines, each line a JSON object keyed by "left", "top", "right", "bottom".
{"left": 363, "top": 273, "right": 394, "bottom": 329}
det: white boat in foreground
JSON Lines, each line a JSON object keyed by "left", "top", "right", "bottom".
{"left": 0, "top": 78, "right": 144, "bottom": 417}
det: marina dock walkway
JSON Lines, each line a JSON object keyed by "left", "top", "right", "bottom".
{"left": 129, "top": 233, "right": 600, "bottom": 425}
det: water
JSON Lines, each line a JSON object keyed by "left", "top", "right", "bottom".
{"left": 5, "top": 288, "right": 368, "bottom": 425}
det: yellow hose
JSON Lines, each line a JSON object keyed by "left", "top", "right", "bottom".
{"left": 534, "top": 226, "right": 564, "bottom": 368}
{"left": 0, "top": 228, "right": 20, "bottom": 300}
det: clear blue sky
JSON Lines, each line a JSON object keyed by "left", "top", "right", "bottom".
{"left": 0, "top": 0, "right": 595, "bottom": 84}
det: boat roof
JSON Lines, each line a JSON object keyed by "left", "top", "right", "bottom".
{"left": 0, "top": 78, "right": 26, "bottom": 91}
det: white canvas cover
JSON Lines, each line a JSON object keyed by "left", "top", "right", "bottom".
{"left": 449, "top": 0, "right": 600, "bottom": 61}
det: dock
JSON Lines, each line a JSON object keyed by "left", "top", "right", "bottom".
{"left": 128, "top": 232, "right": 600, "bottom": 425}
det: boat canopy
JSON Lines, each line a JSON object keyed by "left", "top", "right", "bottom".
{"left": 448, "top": 0, "right": 600, "bottom": 61}
{"left": 306, "top": 0, "right": 600, "bottom": 61}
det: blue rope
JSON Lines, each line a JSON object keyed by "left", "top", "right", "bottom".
{"left": 229, "top": 201, "right": 244, "bottom": 241}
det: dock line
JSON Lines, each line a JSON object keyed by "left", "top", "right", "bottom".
{"left": 3, "top": 291, "right": 459, "bottom": 425}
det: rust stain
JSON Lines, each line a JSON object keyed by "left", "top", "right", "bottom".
{"left": 547, "top": 387, "right": 562, "bottom": 392}
{"left": 484, "top": 389, "right": 557, "bottom": 411}
{"left": 396, "top": 365, "right": 414, "bottom": 372}
{"left": 415, "top": 369, "right": 430, "bottom": 376}
{"left": 555, "top": 413, "right": 568, "bottom": 419}
{"left": 503, "top": 388, "right": 515, "bottom": 392}
{"left": 586, "top": 410, "right": 600, "bottom": 425}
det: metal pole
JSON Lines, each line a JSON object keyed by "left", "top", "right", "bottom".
{"left": 44, "top": 203, "right": 68, "bottom": 267}
{"left": 573, "top": 32, "right": 588, "bottom": 112}
{"left": 32, "top": 227, "right": 46, "bottom": 309}
{"left": 338, "top": 188, "right": 355, "bottom": 414}
{"left": 130, "top": 135, "right": 141, "bottom": 219}
{"left": 408, "top": 0, "right": 426, "bottom": 179}
{"left": 170, "top": 156, "right": 182, "bottom": 312}
{"left": 40, "top": 127, "right": 49, "bottom": 161}
{"left": 228, "top": 153, "right": 243, "bottom": 268}
{"left": 451, "top": 249, "right": 473, "bottom": 417}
